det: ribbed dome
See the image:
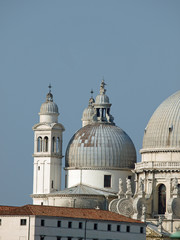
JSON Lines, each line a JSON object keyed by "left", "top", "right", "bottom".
{"left": 40, "top": 101, "right": 59, "bottom": 114}
{"left": 39, "top": 92, "right": 59, "bottom": 115}
{"left": 95, "top": 94, "right": 109, "bottom": 104}
{"left": 142, "top": 90, "right": 180, "bottom": 150}
{"left": 82, "top": 106, "right": 94, "bottom": 121}
{"left": 65, "top": 123, "right": 136, "bottom": 169}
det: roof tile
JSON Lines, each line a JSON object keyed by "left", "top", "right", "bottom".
{"left": 0, "top": 205, "right": 143, "bottom": 224}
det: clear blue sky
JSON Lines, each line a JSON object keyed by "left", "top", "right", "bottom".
{"left": 0, "top": 0, "right": 179, "bottom": 206}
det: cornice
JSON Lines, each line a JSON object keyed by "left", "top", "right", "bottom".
{"left": 140, "top": 148, "right": 180, "bottom": 154}
{"left": 64, "top": 167, "right": 133, "bottom": 171}
{"left": 33, "top": 153, "right": 64, "bottom": 158}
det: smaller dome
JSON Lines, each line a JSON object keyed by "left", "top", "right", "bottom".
{"left": 82, "top": 106, "right": 94, "bottom": 121}
{"left": 40, "top": 101, "right": 59, "bottom": 115}
{"left": 95, "top": 94, "right": 109, "bottom": 104}
{"left": 82, "top": 97, "right": 95, "bottom": 124}
{"left": 39, "top": 92, "right": 59, "bottom": 115}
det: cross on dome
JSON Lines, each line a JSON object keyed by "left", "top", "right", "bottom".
{"left": 91, "top": 89, "right": 94, "bottom": 98}
{"left": 46, "top": 84, "right": 53, "bottom": 102}
{"left": 48, "top": 83, "right": 52, "bottom": 93}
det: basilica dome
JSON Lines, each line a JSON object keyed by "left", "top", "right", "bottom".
{"left": 65, "top": 122, "right": 136, "bottom": 169}
{"left": 142, "top": 90, "right": 180, "bottom": 150}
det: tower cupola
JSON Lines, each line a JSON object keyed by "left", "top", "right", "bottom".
{"left": 39, "top": 85, "right": 59, "bottom": 123}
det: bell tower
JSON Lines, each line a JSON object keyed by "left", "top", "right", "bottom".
{"left": 32, "top": 85, "right": 65, "bottom": 205}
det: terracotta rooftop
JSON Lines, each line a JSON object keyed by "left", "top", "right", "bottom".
{"left": 0, "top": 205, "right": 143, "bottom": 224}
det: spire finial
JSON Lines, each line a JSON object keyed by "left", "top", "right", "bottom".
{"left": 100, "top": 79, "right": 106, "bottom": 95}
{"left": 89, "top": 89, "right": 95, "bottom": 106}
{"left": 48, "top": 83, "right": 52, "bottom": 93}
{"left": 91, "top": 89, "right": 94, "bottom": 98}
{"left": 46, "top": 84, "right": 53, "bottom": 102}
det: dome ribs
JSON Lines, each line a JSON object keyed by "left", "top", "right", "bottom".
{"left": 65, "top": 123, "right": 136, "bottom": 169}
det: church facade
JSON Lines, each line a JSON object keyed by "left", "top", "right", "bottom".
{"left": 32, "top": 81, "right": 180, "bottom": 235}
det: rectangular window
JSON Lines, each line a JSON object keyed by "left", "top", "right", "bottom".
{"left": 94, "top": 223, "right": 98, "bottom": 230}
{"left": 20, "top": 219, "right": 27, "bottom": 225}
{"left": 0, "top": 219, "right": 1, "bottom": 226}
{"left": 79, "top": 222, "right": 82, "bottom": 229}
{"left": 126, "top": 226, "right": 130, "bottom": 232}
{"left": 51, "top": 180, "right": 54, "bottom": 188}
{"left": 117, "top": 225, "right": 120, "bottom": 231}
{"left": 68, "top": 238, "right": 72, "bottom": 240}
{"left": 104, "top": 175, "right": 111, "bottom": 188}
{"left": 57, "top": 237, "right": 61, "bottom": 240}
{"left": 68, "top": 221, "right": 72, "bottom": 228}
{"left": 57, "top": 220, "right": 61, "bottom": 227}
{"left": 107, "top": 224, "right": 111, "bottom": 231}
{"left": 38, "top": 166, "right": 40, "bottom": 170}
{"left": 41, "top": 219, "right": 45, "bottom": 226}
{"left": 140, "top": 227, "right": 144, "bottom": 233}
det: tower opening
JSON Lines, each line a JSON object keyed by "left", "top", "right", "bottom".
{"left": 44, "top": 136, "right": 48, "bottom": 152}
{"left": 37, "top": 137, "right": 42, "bottom": 152}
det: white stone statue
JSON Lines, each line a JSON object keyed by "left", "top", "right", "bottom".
{"left": 139, "top": 178, "right": 144, "bottom": 192}
{"left": 118, "top": 178, "right": 123, "bottom": 193}
{"left": 141, "top": 204, "right": 146, "bottom": 222}
{"left": 126, "top": 178, "right": 132, "bottom": 196}
{"left": 118, "top": 178, "right": 124, "bottom": 199}
{"left": 172, "top": 177, "right": 178, "bottom": 194}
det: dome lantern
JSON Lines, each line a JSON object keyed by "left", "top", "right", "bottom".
{"left": 93, "top": 80, "right": 114, "bottom": 124}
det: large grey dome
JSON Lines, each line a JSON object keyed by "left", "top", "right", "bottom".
{"left": 142, "top": 90, "right": 180, "bottom": 150}
{"left": 65, "top": 123, "right": 136, "bottom": 169}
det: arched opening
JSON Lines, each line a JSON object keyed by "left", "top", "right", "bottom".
{"left": 158, "top": 184, "right": 166, "bottom": 214}
{"left": 56, "top": 137, "right": 60, "bottom": 153}
{"left": 44, "top": 136, "right": 48, "bottom": 152}
{"left": 97, "top": 108, "right": 100, "bottom": 117}
{"left": 178, "top": 184, "right": 180, "bottom": 195}
{"left": 37, "top": 137, "right": 42, "bottom": 152}
{"left": 52, "top": 137, "right": 56, "bottom": 152}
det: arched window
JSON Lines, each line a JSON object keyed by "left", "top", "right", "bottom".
{"left": 37, "top": 137, "right": 42, "bottom": 152}
{"left": 178, "top": 184, "right": 180, "bottom": 195}
{"left": 52, "top": 137, "right": 56, "bottom": 152}
{"left": 158, "top": 184, "right": 166, "bottom": 214}
{"left": 44, "top": 136, "right": 48, "bottom": 152}
{"left": 56, "top": 137, "right": 60, "bottom": 153}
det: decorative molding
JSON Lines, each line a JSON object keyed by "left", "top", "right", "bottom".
{"left": 140, "top": 148, "right": 180, "bottom": 153}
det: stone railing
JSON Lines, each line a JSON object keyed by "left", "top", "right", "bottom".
{"left": 135, "top": 161, "right": 180, "bottom": 171}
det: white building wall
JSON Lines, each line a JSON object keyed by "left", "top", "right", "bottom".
{"left": 0, "top": 216, "right": 35, "bottom": 240}
{"left": 0, "top": 215, "right": 146, "bottom": 240}
{"left": 34, "top": 216, "right": 145, "bottom": 240}
{"left": 66, "top": 169, "right": 134, "bottom": 193}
